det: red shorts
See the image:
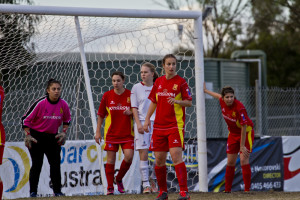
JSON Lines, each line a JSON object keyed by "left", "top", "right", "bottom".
{"left": 149, "top": 128, "right": 185, "bottom": 152}
{"left": 104, "top": 141, "right": 134, "bottom": 152}
{"left": 227, "top": 129, "right": 254, "bottom": 154}
{"left": 0, "top": 146, "right": 4, "bottom": 165}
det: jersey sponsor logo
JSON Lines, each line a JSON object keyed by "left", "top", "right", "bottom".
{"left": 109, "top": 105, "right": 130, "bottom": 111}
{"left": 172, "top": 84, "right": 178, "bottom": 90}
{"left": 43, "top": 115, "right": 62, "bottom": 120}
{"left": 157, "top": 89, "right": 175, "bottom": 97}
{"left": 222, "top": 113, "right": 236, "bottom": 122}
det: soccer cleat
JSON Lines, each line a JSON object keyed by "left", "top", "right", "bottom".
{"left": 155, "top": 191, "right": 168, "bottom": 200}
{"left": 143, "top": 186, "right": 151, "bottom": 194}
{"left": 30, "top": 192, "right": 37, "bottom": 197}
{"left": 177, "top": 191, "right": 190, "bottom": 200}
{"left": 150, "top": 178, "right": 159, "bottom": 193}
{"left": 114, "top": 177, "right": 125, "bottom": 193}
{"left": 107, "top": 188, "right": 114, "bottom": 195}
{"left": 54, "top": 192, "right": 65, "bottom": 197}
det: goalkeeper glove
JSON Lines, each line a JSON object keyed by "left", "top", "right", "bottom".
{"left": 55, "top": 132, "right": 67, "bottom": 146}
{"left": 24, "top": 135, "right": 37, "bottom": 149}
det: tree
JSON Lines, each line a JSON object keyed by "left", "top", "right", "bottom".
{"left": 242, "top": 0, "right": 300, "bottom": 87}
{"left": 0, "top": 0, "right": 41, "bottom": 68}
{"left": 154, "top": 0, "right": 251, "bottom": 58}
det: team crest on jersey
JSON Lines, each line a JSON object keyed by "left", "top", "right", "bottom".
{"left": 172, "top": 84, "right": 178, "bottom": 90}
{"left": 110, "top": 100, "right": 115, "bottom": 104}
{"left": 158, "top": 85, "right": 162, "bottom": 89}
{"left": 60, "top": 107, "right": 63, "bottom": 114}
{"left": 127, "top": 97, "right": 130, "bottom": 103}
{"left": 232, "top": 112, "right": 236, "bottom": 117}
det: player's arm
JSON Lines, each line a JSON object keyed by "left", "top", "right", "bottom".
{"left": 143, "top": 102, "right": 156, "bottom": 133}
{"left": 203, "top": 82, "right": 221, "bottom": 99}
{"left": 132, "top": 107, "right": 144, "bottom": 134}
{"left": 168, "top": 99, "right": 192, "bottom": 107}
{"left": 240, "top": 124, "right": 250, "bottom": 158}
{"left": 95, "top": 115, "right": 104, "bottom": 144}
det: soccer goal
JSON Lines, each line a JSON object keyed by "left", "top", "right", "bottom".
{"left": 0, "top": 4, "right": 207, "bottom": 197}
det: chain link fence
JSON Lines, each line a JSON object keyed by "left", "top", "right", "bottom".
{"left": 206, "top": 87, "right": 300, "bottom": 138}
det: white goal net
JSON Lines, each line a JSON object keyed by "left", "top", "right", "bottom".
{"left": 0, "top": 5, "right": 207, "bottom": 198}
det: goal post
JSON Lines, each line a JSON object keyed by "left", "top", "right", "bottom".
{"left": 0, "top": 4, "right": 208, "bottom": 195}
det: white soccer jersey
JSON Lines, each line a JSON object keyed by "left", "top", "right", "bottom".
{"left": 131, "top": 82, "right": 155, "bottom": 121}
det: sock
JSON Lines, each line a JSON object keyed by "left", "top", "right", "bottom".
{"left": 105, "top": 163, "right": 115, "bottom": 189}
{"left": 140, "top": 160, "right": 150, "bottom": 187}
{"left": 150, "top": 160, "right": 157, "bottom": 179}
{"left": 241, "top": 164, "right": 251, "bottom": 191}
{"left": 155, "top": 165, "right": 167, "bottom": 192}
{"left": 0, "top": 181, "right": 3, "bottom": 200}
{"left": 116, "top": 160, "right": 131, "bottom": 182}
{"left": 175, "top": 162, "right": 188, "bottom": 192}
{"left": 225, "top": 165, "right": 235, "bottom": 192}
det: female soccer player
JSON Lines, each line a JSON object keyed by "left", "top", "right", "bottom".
{"left": 0, "top": 84, "right": 5, "bottom": 200}
{"left": 143, "top": 54, "right": 192, "bottom": 200}
{"left": 22, "top": 79, "right": 71, "bottom": 197}
{"left": 203, "top": 83, "right": 254, "bottom": 192}
{"left": 131, "top": 62, "right": 158, "bottom": 194}
{"left": 95, "top": 71, "right": 134, "bottom": 195}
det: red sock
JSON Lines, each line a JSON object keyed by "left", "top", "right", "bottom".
{"left": 0, "top": 181, "right": 3, "bottom": 200}
{"left": 225, "top": 165, "right": 235, "bottom": 192}
{"left": 105, "top": 163, "right": 115, "bottom": 189}
{"left": 241, "top": 164, "right": 251, "bottom": 191}
{"left": 116, "top": 160, "right": 131, "bottom": 182}
{"left": 175, "top": 162, "right": 188, "bottom": 192}
{"left": 155, "top": 165, "right": 167, "bottom": 192}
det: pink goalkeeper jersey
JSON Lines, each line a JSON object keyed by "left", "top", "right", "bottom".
{"left": 0, "top": 86, "right": 5, "bottom": 146}
{"left": 148, "top": 75, "right": 192, "bottom": 130}
{"left": 22, "top": 96, "right": 71, "bottom": 134}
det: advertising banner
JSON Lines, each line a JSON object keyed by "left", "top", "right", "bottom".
{"left": 1, "top": 140, "right": 141, "bottom": 199}
{"left": 207, "top": 137, "right": 284, "bottom": 192}
{"left": 282, "top": 136, "right": 300, "bottom": 191}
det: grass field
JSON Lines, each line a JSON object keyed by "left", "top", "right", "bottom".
{"left": 15, "top": 191, "right": 300, "bottom": 200}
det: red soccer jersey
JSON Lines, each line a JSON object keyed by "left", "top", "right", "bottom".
{"left": 219, "top": 98, "right": 253, "bottom": 134}
{"left": 148, "top": 75, "right": 192, "bottom": 130}
{"left": 97, "top": 89, "right": 134, "bottom": 143}
{"left": 0, "top": 86, "right": 5, "bottom": 146}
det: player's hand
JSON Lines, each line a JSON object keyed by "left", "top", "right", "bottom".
{"left": 203, "top": 82, "right": 207, "bottom": 92}
{"left": 55, "top": 132, "right": 67, "bottom": 146}
{"left": 143, "top": 119, "right": 150, "bottom": 133}
{"left": 240, "top": 145, "right": 250, "bottom": 158}
{"left": 137, "top": 123, "right": 144, "bottom": 134}
{"left": 24, "top": 135, "right": 37, "bottom": 149}
{"left": 123, "top": 108, "right": 132, "bottom": 115}
{"left": 167, "top": 97, "right": 177, "bottom": 105}
{"left": 95, "top": 132, "right": 102, "bottom": 145}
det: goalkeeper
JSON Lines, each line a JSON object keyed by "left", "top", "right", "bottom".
{"left": 21, "top": 79, "right": 71, "bottom": 197}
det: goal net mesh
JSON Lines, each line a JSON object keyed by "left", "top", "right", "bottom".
{"left": 1, "top": 11, "right": 199, "bottom": 195}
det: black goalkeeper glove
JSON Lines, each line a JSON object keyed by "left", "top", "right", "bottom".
{"left": 24, "top": 135, "right": 37, "bottom": 149}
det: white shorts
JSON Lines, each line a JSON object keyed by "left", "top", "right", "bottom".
{"left": 134, "top": 120, "right": 154, "bottom": 150}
